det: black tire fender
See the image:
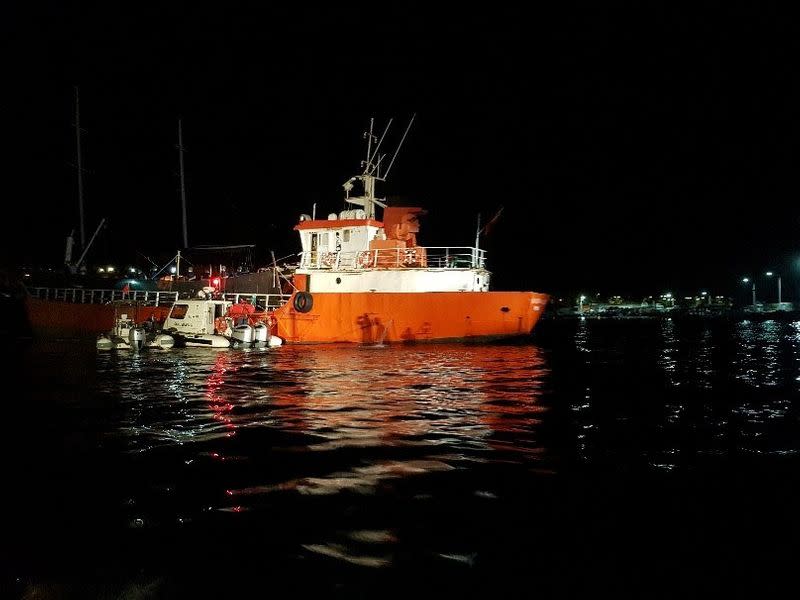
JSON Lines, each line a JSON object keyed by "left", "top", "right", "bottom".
{"left": 292, "top": 291, "right": 314, "bottom": 313}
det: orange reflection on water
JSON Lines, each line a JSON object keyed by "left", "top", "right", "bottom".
{"left": 206, "top": 351, "right": 240, "bottom": 438}
{"left": 207, "top": 344, "right": 551, "bottom": 509}
{"left": 262, "top": 344, "right": 551, "bottom": 456}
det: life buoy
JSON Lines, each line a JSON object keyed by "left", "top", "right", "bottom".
{"left": 357, "top": 251, "right": 373, "bottom": 269}
{"left": 322, "top": 252, "right": 336, "bottom": 268}
{"left": 403, "top": 248, "right": 418, "bottom": 266}
{"left": 214, "top": 317, "right": 228, "bottom": 334}
{"left": 292, "top": 291, "right": 314, "bottom": 313}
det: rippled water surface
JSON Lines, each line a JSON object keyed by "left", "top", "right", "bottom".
{"left": 4, "top": 318, "right": 800, "bottom": 596}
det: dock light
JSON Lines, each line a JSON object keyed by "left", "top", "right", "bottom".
{"left": 107, "top": 266, "right": 115, "bottom": 273}
{"left": 170, "top": 266, "right": 177, "bottom": 274}
{"left": 701, "top": 291, "right": 708, "bottom": 296}
{"left": 765, "top": 272, "right": 782, "bottom": 303}
{"left": 742, "top": 277, "right": 757, "bottom": 306}
{"left": 98, "top": 267, "right": 105, "bottom": 273}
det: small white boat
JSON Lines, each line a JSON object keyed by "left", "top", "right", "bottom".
{"left": 162, "top": 297, "right": 283, "bottom": 348}
{"left": 97, "top": 314, "right": 175, "bottom": 351}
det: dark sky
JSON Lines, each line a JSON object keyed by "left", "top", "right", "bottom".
{"left": 2, "top": 3, "right": 798, "bottom": 299}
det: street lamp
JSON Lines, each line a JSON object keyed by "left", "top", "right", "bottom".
{"left": 742, "top": 277, "right": 756, "bottom": 307}
{"left": 765, "top": 271, "right": 782, "bottom": 304}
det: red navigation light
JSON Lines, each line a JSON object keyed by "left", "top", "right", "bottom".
{"left": 212, "top": 277, "right": 220, "bottom": 287}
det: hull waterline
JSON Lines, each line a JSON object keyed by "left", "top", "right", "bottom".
{"left": 272, "top": 291, "right": 548, "bottom": 344}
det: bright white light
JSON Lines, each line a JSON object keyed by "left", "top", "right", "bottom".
{"left": 579, "top": 295, "right": 586, "bottom": 301}
{"left": 98, "top": 267, "right": 105, "bottom": 273}
{"left": 766, "top": 271, "right": 774, "bottom": 277}
{"left": 107, "top": 266, "right": 115, "bottom": 273}
{"left": 701, "top": 291, "right": 708, "bottom": 296}
{"left": 129, "top": 267, "right": 136, "bottom": 273}
{"left": 742, "top": 278, "right": 750, "bottom": 283}
{"left": 170, "top": 266, "right": 177, "bottom": 274}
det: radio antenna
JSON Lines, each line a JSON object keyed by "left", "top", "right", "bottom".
{"left": 367, "top": 119, "right": 393, "bottom": 174}
{"left": 383, "top": 113, "right": 416, "bottom": 180}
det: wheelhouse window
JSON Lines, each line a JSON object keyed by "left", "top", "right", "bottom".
{"left": 169, "top": 304, "right": 189, "bottom": 319}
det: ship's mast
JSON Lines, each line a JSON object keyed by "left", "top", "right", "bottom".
{"left": 343, "top": 118, "right": 385, "bottom": 219}
{"left": 343, "top": 115, "right": 415, "bottom": 219}
{"left": 178, "top": 119, "right": 188, "bottom": 248}
{"left": 73, "top": 86, "right": 86, "bottom": 249}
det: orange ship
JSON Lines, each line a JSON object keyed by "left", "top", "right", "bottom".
{"left": 22, "top": 119, "right": 548, "bottom": 343}
{"left": 266, "top": 118, "right": 548, "bottom": 344}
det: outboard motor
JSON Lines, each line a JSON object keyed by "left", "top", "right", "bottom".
{"left": 128, "top": 327, "right": 146, "bottom": 352}
{"left": 231, "top": 323, "right": 254, "bottom": 346}
{"left": 150, "top": 333, "right": 175, "bottom": 350}
{"left": 252, "top": 322, "right": 268, "bottom": 346}
{"left": 96, "top": 334, "right": 114, "bottom": 351}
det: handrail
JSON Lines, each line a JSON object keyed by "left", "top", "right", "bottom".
{"left": 26, "top": 287, "right": 179, "bottom": 306}
{"left": 299, "top": 246, "right": 486, "bottom": 270}
{"left": 222, "top": 293, "right": 291, "bottom": 309}
{"left": 26, "top": 287, "right": 293, "bottom": 310}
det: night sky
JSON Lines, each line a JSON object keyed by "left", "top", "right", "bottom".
{"left": 2, "top": 3, "right": 798, "bottom": 300}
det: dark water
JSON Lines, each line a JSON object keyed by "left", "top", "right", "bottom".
{"left": 3, "top": 318, "right": 800, "bottom": 597}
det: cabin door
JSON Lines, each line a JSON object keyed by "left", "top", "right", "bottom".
{"left": 310, "top": 233, "right": 318, "bottom": 266}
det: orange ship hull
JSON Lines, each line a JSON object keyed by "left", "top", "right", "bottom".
{"left": 23, "top": 297, "right": 171, "bottom": 337}
{"left": 272, "top": 291, "right": 549, "bottom": 344}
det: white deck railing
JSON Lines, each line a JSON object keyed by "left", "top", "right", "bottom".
{"left": 221, "top": 293, "right": 291, "bottom": 309}
{"left": 299, "top": 246, "right": 486, "bottom": 271}
{"left": 27, "top": 287, "right": 180, "bottom": 305}
{"left": 26, "top": 287, "right": 292, "bottom": 310}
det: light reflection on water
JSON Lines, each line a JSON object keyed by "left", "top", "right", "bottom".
{"left": 106, "top": 345, "right": 550, "bottom": 459}
{"left": 94, "top": 320, "right": 800, "bottom": 539}
{"left": 95, "top": 344, "right": 550, "bottom": 569}
{"left": 11, "top": 319, "right": 800, "bottom": 584}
